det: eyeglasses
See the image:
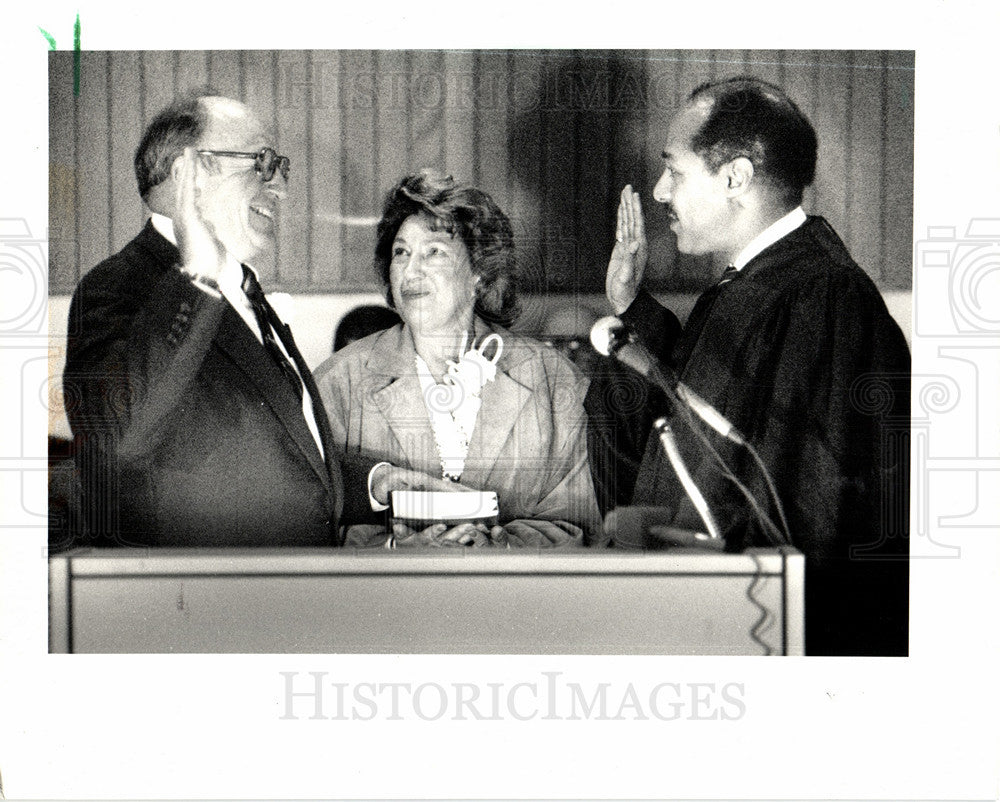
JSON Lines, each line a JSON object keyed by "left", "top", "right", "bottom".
{"left": 196, "top": 147, "right": 290, "bottom": 182}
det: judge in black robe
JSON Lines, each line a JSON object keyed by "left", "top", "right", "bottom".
{"left": 588, "top": 78, "right": 909, "bottom": 656}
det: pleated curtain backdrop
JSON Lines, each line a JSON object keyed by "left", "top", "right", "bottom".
{"left": 48, "top": 49, "right": 914, "bottom": 297}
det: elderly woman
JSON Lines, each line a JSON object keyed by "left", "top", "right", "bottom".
{"left": 314, "top": 170, "right": 602, "bottom": 547}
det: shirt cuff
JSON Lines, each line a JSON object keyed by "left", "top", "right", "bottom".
{"left": 367, "top": 461, "right": 391, "bottom": 512}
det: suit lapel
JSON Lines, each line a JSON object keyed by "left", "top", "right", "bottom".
{"left": 135, "top": 220, "right": 332, "bottom": 491}
{"left": 459, "top": 324, "right": 532, "bottom": 485}
{"left": 462, "top": 363, "right": 530, "bottom": 486}
{"left": 213, "top": 305, "right": 331, "bottom": 491}
{"left": 368, "top": 328, "right": 437, "bottom": 472}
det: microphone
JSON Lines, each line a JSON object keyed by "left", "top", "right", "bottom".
{"left": 590, "top": 316, "right": 792, "bottom": 547}
{"left": 589, "top": 316, "right": 745, "bottom": 446}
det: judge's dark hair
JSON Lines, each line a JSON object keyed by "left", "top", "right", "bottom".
{"left": 375, "top": 170, "right": 520, "bottom": 326}
{"left": 133, "top": 89, "right": 215, "bottom": 201}
{"left": 688, "top": 77, "right": 817, "bottom": 207}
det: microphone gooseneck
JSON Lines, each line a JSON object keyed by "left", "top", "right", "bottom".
{"left": 590, "top": 317, "right": 744, "bottom": 445}
{"left": 590, "top": 316, "right": 792, "bottom": 546}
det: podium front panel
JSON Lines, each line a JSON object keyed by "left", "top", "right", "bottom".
{"left": 49, "top": 548, "right": 804, "bottom": 654}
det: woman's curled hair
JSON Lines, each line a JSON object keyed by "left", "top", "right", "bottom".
{"left": 374, "top": 169, "right": 520, "bottom": 326}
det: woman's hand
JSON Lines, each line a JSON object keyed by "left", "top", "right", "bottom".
{"left": 606, "top": 184, "right": 648, "bottom": 314}
{"left": 484, "top": 525, "right": 510, "bottom": 548}
{"left": 387, "top": 521, "right": 514, "bottom": 547}
{"left": 390, "top": 521, "right": 486, "bottom": 547}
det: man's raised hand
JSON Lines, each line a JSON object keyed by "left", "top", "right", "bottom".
{"left": 174, "top": 147, "right": 226, "bottom": 282}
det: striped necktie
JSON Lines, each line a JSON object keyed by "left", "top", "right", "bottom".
{"left": 241, "top": 265, "right": 303, "bottom": 400}
{"left": 718, "top": 265, "right": 739, "bottom": 285}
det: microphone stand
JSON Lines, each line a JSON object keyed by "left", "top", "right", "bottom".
{"left": 652, "top": 417, "right": 723, "bottom": 543}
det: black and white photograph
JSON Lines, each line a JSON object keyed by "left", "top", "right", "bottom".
{"left": 1, "top": 2, "right": 999, "bottom": 800}
{"left": 44, "top": 47, "right": 912, "bottom": 657}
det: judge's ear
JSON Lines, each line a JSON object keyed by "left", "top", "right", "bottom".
{"left": 725, "top": 156, "right": 754, "bottom": 197}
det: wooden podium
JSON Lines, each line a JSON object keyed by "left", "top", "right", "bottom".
{"left": 49, "top": 547, "right": 804, "bottom": 655}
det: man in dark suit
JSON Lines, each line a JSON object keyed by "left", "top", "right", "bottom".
{"left": 589, "top": 77, "right": 910, "bottom": 655}
{"left": 64, "top": 93, "right": 451, "bottom": 547}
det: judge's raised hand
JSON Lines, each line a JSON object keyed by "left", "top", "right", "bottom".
{"left": 606, "top": 184, "right": 648, "bottom": 314}
{"left": 174, "top": 147, "right": 227, "bottom": 282}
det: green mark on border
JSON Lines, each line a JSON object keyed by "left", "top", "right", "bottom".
{"left": 39, "top": 13, "right": 80, "bottom": 95}
{"left": 38, "top": 27, "right": 57, "bottom": 49}
{"left": 73, "top": 13, "right": 81, "bottom": 96}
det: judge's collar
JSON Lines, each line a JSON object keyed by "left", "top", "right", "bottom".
{"left": 730, "top": 206, "right": 807, "bottom": 270}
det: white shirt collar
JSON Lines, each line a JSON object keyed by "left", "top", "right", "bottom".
{"left": 731, "top": 206, "right": 807, "bottom": 270}
{"left": 149, "top": 212, "right": 246, "bottom": 294}
{"left": 149, "top": 212, "right": 177, "bottom": 245}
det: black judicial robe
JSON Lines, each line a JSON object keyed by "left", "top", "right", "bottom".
{"left": 594, "top": 216, "right": 910, "bottom": 655}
